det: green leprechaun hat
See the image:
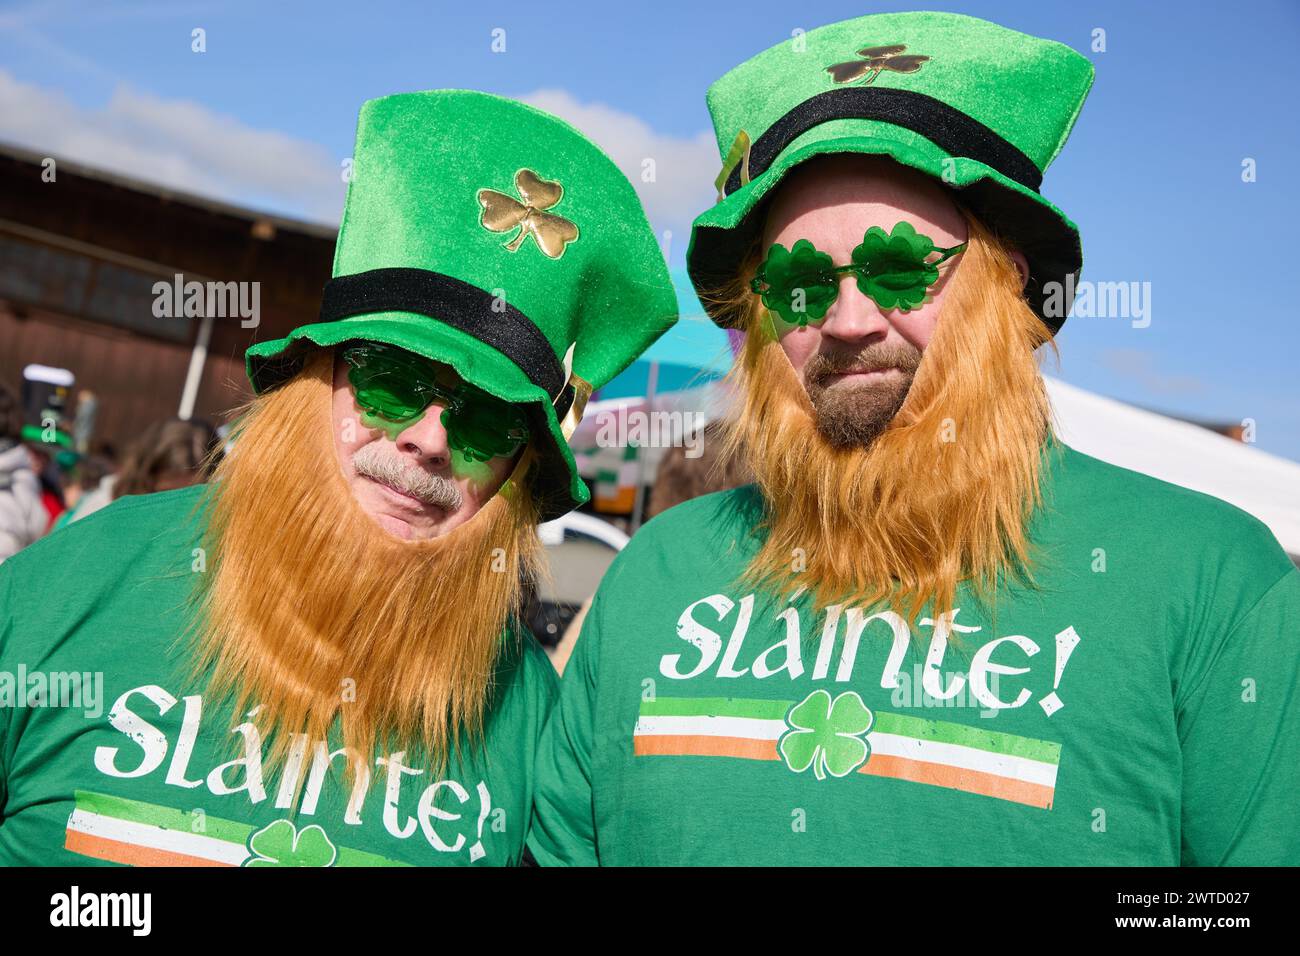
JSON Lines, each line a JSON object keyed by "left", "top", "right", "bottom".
{"left": 246, "top": 90, "right": 678, "bottom": 521}
{"left": 687, "top": 11, "right": 1094, "bottom": 333}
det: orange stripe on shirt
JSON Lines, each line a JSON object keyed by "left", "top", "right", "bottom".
{"left": 633, "top": 734, "right": 780, "bottom": 761}
{"left": 64, "top": 828, "right": 236, "bottom": 867}
{"left": 861, "top": 753, "right": 1055, "bottom": 809}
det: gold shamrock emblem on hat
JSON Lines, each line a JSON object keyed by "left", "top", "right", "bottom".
{"left": 826, "top": 44, "right": 930, "bottom": 85}
{"left": 477, "top": 168, "right": 579, "bottom": 259}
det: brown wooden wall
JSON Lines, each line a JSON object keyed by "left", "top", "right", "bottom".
{"left": 0, "top": 302, "right": 252, "bottom": 451}
{"left": 0, "top": 146, "right": 336, "bottom": 455}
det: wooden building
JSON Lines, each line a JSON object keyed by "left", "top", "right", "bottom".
{"left": 0, "top": 142, "right": 336, "bottom": 453}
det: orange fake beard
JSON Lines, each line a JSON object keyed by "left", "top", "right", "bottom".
{"left": 721, "top": 212, "right": 1057, "bottom": 626}
{"left": 187, "top": 349, "right": 542, "bottom": 772}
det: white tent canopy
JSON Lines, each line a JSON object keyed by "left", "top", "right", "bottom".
{"left": 1044, "top": 377, "right": 1300, "bottom": 558}
{"left": 573, "top": 376, "right": 1300, "bottom": 558}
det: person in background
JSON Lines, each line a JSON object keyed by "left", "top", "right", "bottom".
{"left": 19, "top": 425, "right": 69, "bottom": 530}
{"left": 645, "top": 420, "right": 752, "bottom": 521}
{"left": 51, "top": 418, "right": 216, "bottom": 528}
{"left": 111, "top": 418, "right": 221, "bottom": 500}
{"left": 50, "top": 452, "right": 116, "bottom": 531}
{"left": 0, "top": 384, "right": 47, "bottom": 563}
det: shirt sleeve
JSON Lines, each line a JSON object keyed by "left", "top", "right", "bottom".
{"left": 1177, "top": 561, "right": 1300, "bottom": 865}
{"left": 513, "top": 631, "right": 559, "bottom": 864}
{"left": 526, "top": 583, "right": 607, "bottom": 866}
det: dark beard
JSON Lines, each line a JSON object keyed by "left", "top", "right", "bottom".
{"left": 802, "top": 340, "right": 924, "bottom": 448}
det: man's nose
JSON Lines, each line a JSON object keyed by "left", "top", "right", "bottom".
{"left": 393, "top": 404, "right": 453, "bottom": 468}
{"left": 817, "top": 273, "right": 892, "bottom": 345}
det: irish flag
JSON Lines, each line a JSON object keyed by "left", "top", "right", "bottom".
{"left": 632, "top": 695, "right": 1062, "bottom": 809}
{"left": 64, "top": 790, "right": 407, "bottom": 866}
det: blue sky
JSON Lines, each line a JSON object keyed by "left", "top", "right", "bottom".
{"left": 2, "top": 0, "right": 1298, "bottom": 459}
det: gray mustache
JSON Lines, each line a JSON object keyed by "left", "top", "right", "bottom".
{"left": 351, "top": 444, "right": 463, "bottom": 512}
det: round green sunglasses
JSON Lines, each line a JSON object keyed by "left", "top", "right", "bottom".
{"left": 341, "top": 342, "right": 529, "bottom": 463}
{"left": 750, "top": 221, "right": 966, "bottom": 326}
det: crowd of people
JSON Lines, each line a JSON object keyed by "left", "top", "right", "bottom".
{"left": 0, "top": 381, "right": 222, "bottom": 563}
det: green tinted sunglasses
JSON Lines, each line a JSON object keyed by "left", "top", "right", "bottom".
{"left": 750, "top": 221, "right": 966, "bottom": 326}
{"left": 341, "top": 342, "right": 529, "bottom": 463}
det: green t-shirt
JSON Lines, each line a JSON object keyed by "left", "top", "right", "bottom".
{"left": 0, "top": 485, "right": 558, "bottom": 867}
{"left": 530, "top": 439, "right": 1300, "bottom": 866}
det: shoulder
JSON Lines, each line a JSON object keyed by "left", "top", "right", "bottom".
{"left": 516, "top": 627, "right": 560, "bottom": 697}
{"left": 599, "top": 484, "right": 763, "bottom": 590}
{"left": 483, "top": 625, "right": 560, "bottom": 736}
{"left": 649, "top": 483, "right": 764, "bottom": 527}
{"left": 8, "top": 484, "right": 207, "bottom": 570}
{"left": 1043, "top": 441, "right": 1294, "bottom": 580}
{"left": 0, "top": 485, "right": 209, "bottom": 637}
{"left": 496, "top": 623, "right": 561, "bottom": 697}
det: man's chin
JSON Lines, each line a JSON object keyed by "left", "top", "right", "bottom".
{"left": 808, "top": 381, "right": 912, "bottom": 450}
{"left": 374, "top": 511, "right": 421, "bottom": 540}
{"left": 370, "top": 501, "right": 468, "bottom": 541}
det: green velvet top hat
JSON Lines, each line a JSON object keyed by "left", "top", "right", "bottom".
{"left": 687, "top": 11, "right": 1094, "bottom": 333}
{"left": 246, "top": 90, "right": 678, "bottom": 521}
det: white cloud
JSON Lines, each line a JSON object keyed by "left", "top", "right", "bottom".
{"left": 0, "top": 68, "right": 346, "bottom": 223}
{"left": 0, "top": 74, "right": 718, "bottom": 239}
{"left": 519, "top": 88, "right": 718, "bottom": 256}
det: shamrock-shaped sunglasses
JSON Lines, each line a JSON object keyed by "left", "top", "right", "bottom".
{"left": 750, "top": 221, "right": 966, "bottom": 326}
{"left": 342, "top": 342, "right": 529, "bottom": 463}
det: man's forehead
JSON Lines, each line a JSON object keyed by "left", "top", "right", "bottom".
{"left": 763, "top": 161, "right": 966, "bottom": 249}
{"left": 775, "top": 150, "right": 957, "bottom": 201}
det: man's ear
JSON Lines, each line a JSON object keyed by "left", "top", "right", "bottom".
{"left": 1009, "top": 248, "right": 1030, "bottom": 291}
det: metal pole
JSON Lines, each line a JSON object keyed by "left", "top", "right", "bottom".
{"left": 178, "top": 310, "right": 214, "bottom": 420}
{"left": 629, "top": 359, "right": 658, "bottom": 533}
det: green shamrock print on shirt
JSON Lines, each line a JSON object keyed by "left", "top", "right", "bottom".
{"left": 778, "top": 690, "right": 875, "bottom": 780}
{"left": 243, "top": 820, "right": 338, "bottom": 867}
